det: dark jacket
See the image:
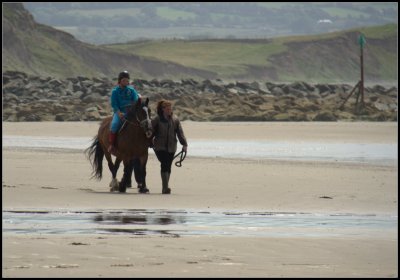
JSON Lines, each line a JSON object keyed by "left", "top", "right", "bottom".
{"left": 152, "top": 114, "right": 187, "bottom": 153}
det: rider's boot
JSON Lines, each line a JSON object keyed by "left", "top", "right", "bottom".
{"left": 161, "top": 171, "right": 171, "bottom": 194}
{"left": 107, "top": 132, "right": 117, "bottom": 156}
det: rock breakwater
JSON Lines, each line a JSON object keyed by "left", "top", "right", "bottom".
{"left": 3, "top": 71, "right": 397, "bottom": 122}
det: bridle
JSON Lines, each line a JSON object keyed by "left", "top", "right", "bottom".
{"left": 119, "top": 102, "right": 152, "bottom": 138}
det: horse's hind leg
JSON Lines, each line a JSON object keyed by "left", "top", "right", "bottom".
{"left": 105, "top": 153, "right": 121, "bottom": 192}
{"left": 113, "top": 158, "right": 122, "bottom": 178}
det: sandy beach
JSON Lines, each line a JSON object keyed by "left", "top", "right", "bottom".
{"left": 2, "top": 121, "right": 398, "bottom": 277}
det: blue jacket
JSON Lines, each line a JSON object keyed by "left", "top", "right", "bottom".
{"left": 110, "top": 85, "right": 139, "bottom": 114}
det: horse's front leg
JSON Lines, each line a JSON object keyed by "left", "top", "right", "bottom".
{"left": 123, "top": 158, "right": 138, "bottom": 189}
{"left": 119, "top": 159, "right": 133, "bottom": 193}
{"left": 137, "top": 155, "right": 149, "bottom": 194}
{"left": 132, "top": 157, "right": 145, "bottom": 188}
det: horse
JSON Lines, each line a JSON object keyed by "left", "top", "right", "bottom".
{"left": 86, "top": 98, "right": 153, "bottom": 193}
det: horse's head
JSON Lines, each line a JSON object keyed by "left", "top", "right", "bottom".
{"left": 126, "top": 97, "right": 153, "bottom": 138}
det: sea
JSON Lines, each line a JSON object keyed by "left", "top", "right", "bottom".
{"left": 2, "top": 135, "right": 397, "bottom": 165}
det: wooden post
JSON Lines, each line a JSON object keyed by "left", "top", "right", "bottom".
{"left": 339, "top": 81, "right": 360, "bottom": 110}
{"left": 358, "top": 33, "right": 366, "bottom": 107}
{"left": 339, "top": 34, "right": 367, "bottom": 111}
{"left": 360, "top": 42, "right": 364, "bottom": 106}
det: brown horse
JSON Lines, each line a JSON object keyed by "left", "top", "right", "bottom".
{"left": 86, "top": 98, "right": 153, "bottom": 193}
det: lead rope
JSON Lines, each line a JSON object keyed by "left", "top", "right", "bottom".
{"left": 173, "top": 150, "right": 187, "bottom": 167}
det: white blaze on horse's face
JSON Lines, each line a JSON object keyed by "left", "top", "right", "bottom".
{"left": 142, "top": 106, "right": 153, "bottom": 138}
{"left": 143, "top": 106, "right": 149, "bottom": 120}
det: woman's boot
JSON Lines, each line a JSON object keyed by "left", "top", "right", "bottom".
{"left": 161, "top": 171, "right": 171, "bottom": 194}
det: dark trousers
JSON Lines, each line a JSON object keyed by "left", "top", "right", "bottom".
{"left": 155, "top": 150, "right": 175, "bottom": 173}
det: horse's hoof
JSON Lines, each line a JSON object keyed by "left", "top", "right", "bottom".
{"left": 139, "top": 187, "right": 149, "bottom": 194}
{"left": 119, "top": 184, "right": 127, "bottom": 193}
{"left": 162, "top": 188, "right": 171, "bottom": 194}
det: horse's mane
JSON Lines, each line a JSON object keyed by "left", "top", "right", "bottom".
{"left": 125, "top": 101, "right": 140, "bottom": 121}
{"left": 125, "top": 98, "right": 150, "bottom": 123}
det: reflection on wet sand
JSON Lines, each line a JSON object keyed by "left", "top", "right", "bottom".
{"left": 3, "top": 209, "right": 396, "bottom": 238}
{"left": 94, "top": 213, "right": 185, "bottom": 225}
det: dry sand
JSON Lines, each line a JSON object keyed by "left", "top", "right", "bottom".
{"left": 2, "top": 121, "right": 398, "bottom": 277}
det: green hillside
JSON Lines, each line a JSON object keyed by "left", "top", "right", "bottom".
{"left": 104, "top": 23, "right": 397, "bottom": 83}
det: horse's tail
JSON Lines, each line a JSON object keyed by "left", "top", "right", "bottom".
{"left": 85, "top": 136, "right": 104, "bottom": 180}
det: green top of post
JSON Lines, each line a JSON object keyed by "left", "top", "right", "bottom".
{"left": 358, "top": 33, "right": 366, "bottom": 49}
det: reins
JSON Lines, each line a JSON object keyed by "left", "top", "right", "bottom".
{"left": 122, "top": 118, "right": 141, "bottom": 127}
{"left": 118, "top": 118, "right": 139, "bottom": 134}
{"left": 119, "top": 109, "right": 147, "bottom": 133}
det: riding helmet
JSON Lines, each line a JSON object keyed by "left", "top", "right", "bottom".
{"left": 118, "top": 71, "right": 130, "bottom": 83}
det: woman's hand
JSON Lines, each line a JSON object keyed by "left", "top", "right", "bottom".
{"left": 182, "top": 145, "right": 187, "bottom": 153}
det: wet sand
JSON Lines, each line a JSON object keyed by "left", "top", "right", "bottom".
{"left": 2, "top": 121, "right": 398, "bottom": 277}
